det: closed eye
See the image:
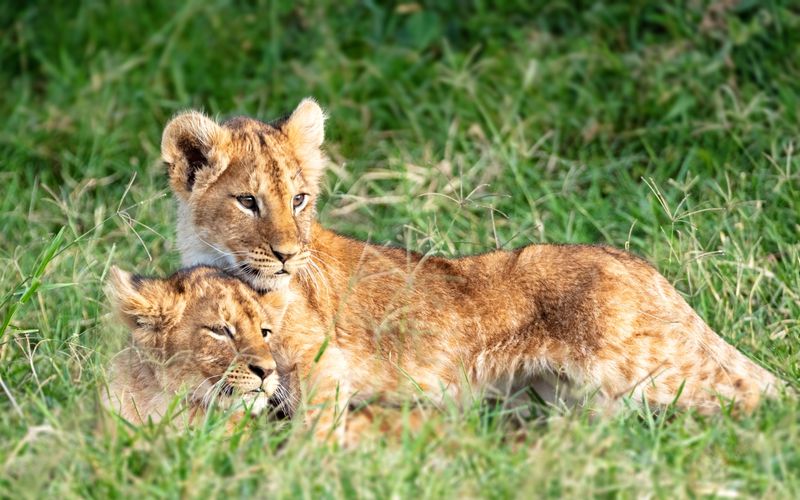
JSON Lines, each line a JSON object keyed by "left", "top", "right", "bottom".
{"left": 206, "top": 325, "right": 234, "bottom": 341}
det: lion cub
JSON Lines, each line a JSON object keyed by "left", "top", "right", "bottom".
{"left": 159, "top": 100, "right": 786, "bottom": 442}
{"left": 102, "top": 265, "right": 290, "bottom": 425}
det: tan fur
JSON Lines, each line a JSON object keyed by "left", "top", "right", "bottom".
{"left": 162, "top": 100, "right": 784, "bottom": 442}
{"left": 102, "top": 266, "right": 290, "bottom": 425}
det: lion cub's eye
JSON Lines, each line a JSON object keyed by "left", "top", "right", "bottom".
{"left": 236, "top": 195, "right": 258, "bottom": 212}
{"left": 292, "top": 193, "right": 309, "bottom": 213}
{"left": 206, "top": 325, "right": 234, "bottom": 341}
{"left": 261, "top": 328, "right": 272, "bottom": 340}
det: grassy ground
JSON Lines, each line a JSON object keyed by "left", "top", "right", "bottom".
{"left": 1, "top": 0, "right": 799, "bottom": 497}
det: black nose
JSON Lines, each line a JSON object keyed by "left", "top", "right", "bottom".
{"left": 270, "top": 247, "right": 295, "bottom": 263}
{"left": 248, "top": 363, "right": 273, "bottom": 380}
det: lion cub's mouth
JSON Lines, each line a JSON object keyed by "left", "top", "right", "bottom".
{"left": 211, "top": 383, "right": 284, "bottom": 417}
{"left": 236, "top": 262, "right": 293, "bottom": 292}
{"left": 240, "top": 263, "right": 289, "bottom": 277}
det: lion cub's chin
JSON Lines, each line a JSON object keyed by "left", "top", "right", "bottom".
{"left": 241, "top": 271, "right": 293, "bottom": 293}
{"left": 223, "top": 377, "right": 282, "bottom": 416}
{"left": 219, "top": 392, "right": 273, "bottom": 416}
{"left": 197, "top": 379, "right": 281, "bottom": 418}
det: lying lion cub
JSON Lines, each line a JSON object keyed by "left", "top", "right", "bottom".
{"left": 160, "top": 99, "right": 785, "bottom": 441}
{"left": 102, "top": 265, "right": 291, "bottom": 425}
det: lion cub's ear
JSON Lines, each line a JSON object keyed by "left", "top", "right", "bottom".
{"left": 107, "top": 266, "right": 186, "bottom": 348}
{"left": 283, "top": 98, "right": 327, "bottom": 186}
{"left": 161, "top": 110, "right": 230, "bottom": 200}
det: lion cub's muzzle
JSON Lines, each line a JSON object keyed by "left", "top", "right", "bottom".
{"left": 236, "top": 248, "right": 311, "bottom": 291}
{"left": 220, "top": 360, "right": 282, "bottom": 415}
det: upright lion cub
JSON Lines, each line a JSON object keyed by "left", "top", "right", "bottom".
{"left": 102, "top": 265, "right": 291, "bottom": 425}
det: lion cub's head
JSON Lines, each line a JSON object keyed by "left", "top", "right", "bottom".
{"left": 108, "top": 265, "right": 289, "bottom": 415}
{"left": 161, "top": 99, "right": 327, "bottom": 291}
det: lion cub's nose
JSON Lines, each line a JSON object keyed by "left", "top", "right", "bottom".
{"left": 270, "top": 245, "right": 297, "bottom": 263}
{"left": 248, "top": 363, "right": 274, "bottom": 381}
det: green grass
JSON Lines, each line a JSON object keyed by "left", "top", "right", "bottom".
{"left": 1, "top": 0, "right": 799, "bottom": 497}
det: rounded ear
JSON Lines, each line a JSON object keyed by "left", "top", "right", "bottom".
{"left": 285, "top": 98, "right": 325, "bottom": 148}
{"left": 283, "top": 98, "right": 327, "bottom": 186}
{"left": 107, "top": 266, "right": 145, "bottom": 330}
{"left": 106, "top": 266, "right": 185, "bottom": 348}
{"left": 161, "top": 110, "right": 230, "bottom": 200}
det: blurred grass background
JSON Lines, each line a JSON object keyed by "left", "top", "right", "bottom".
{"left": 1, "top": 0, "right": 799, "bottom": 497}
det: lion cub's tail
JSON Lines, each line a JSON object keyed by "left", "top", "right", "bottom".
{"left": 591, "top": 269, "right": 788, "bottom": 415}
{"left": 686, "top": 321, "right": 785, "bottom": 413}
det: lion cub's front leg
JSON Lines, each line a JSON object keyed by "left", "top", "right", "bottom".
{"left": 304, "top": 385, "right": 349, "bottom": 444}
{"left": 292, "top": 348, "right": 355, "bottom": 445}
{"left": 304, "top": 389, "right": 432, "bottom": 447}
{"left": 295, "top": 354, "right": 411, "bottom": 447}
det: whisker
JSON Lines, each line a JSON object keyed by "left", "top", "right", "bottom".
{"left": 192, "top": 234, "right": 251, "bottom": 266}
{"left": 188, "top": 375, "right": 221, "bottom": 401}
{"left": 193, "top": 234, "right": 234, "bottom": 256}
{"left": 271, "top": 384, "right": 299, "bottom": 414}
{"left": 300, "top": 261, "right": 322, "bottom": 295}
{"left": 307, "top": 255, "right": 332, "bottom": 297}
{"left": 191, "top": 376, "right": 225, "bottom": 409}
{"left": 296, "top": 268, "right": 311, "bottom": 290}
{"left": 306, "top": 249, "right": 346, "bottom": 282}
{"left": 307, "top": 247, "right": 344, "bottom": 265}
